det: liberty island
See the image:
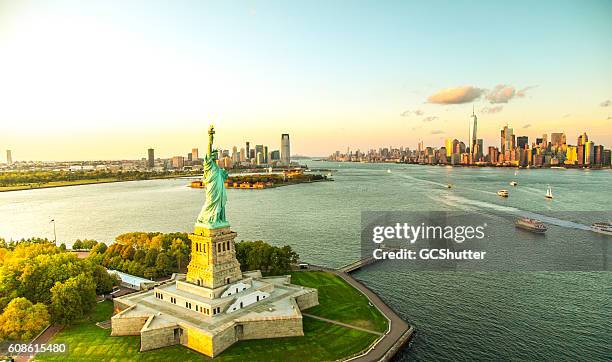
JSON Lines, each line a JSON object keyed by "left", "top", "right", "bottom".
{"left": 110, "top": 126, "right": 319, "bottom": 357}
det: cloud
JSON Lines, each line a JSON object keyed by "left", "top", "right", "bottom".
{"left": 427, "top": 86, "right": 483, "bottom": 104}
{"left": 523, "top": 124, "right": 531, "bottom": 129}
{"left": 607, "top": 116, "right": 612, "bottom": 120}
{"left": 430, "top": 130, "right": 444, "bottom": 135}
{"left": 486, "top": 84, "right": 535, "bottom": 104}
{"left": 400, "top": 109, "right": 424, "bottom": 117}
{"left": 422, "top": 116, "right": 438, "bottom": 122}
{"left": 562, "top": 113, "right": 571, "bottom": 118}
{"left": 481, "top": 106, "right": 504, "bottom": 114}
{"left": 601, "top": 100, "right": 611, "bottom": 107}
{"left": 516, "top": 85, "right": 537, "bottom": 97}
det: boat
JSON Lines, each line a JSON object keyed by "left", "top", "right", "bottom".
{"left": 510, "top": 181, "right": 518, "bottom": 186}
{"left": 497, "top": 190, "right": 509, "bottom": 197}
{"left": 447, "top": 184, "right": 452, "bottom": 189}
{"left": 515, "top": 217, "right": 548, "bottom": 233}
{"left": 591, "top": 222, "right": 612, "bottom": 236}
{"left": 545, "top": 185, "right": 553, "bottom": 199}
{"left": 514, "top": 170, "right": 519, "bottom": 176}
{"left": 387, "top": 169, "right": 391, "bottom": 173}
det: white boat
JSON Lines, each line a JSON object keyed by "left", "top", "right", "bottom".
{"left": 545, "top": 185, "right": 553, "bottom": 199}
{"left": 591, "top": 222, "right": 612, "bottom": 236}
{"left": 510, "top": 181, "right": 518, "bottom": 186}
{"left": 515, "top": 218, "right": 547, "bottom": 233}
{"left": 514, "top": 170, "right": 519, "bottom": 176}
{"left": 387, "top": 169, "right": 391, "bottom": 173}
{"left": 497, "top": 190, "right": 509, "bottom": 197}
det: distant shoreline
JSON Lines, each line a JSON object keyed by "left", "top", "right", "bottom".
{"left": 323, "top": 159, "right": 612, "bottom": 170}
{"left": 0, "top": 175, "right": 186, "bottom": 193}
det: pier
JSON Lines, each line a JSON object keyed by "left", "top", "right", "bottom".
{"left": 339, "top": 246, "right": 400, "bottom": 273}
{"left": 307, "top": 249, "right": 414, "bottom": 362}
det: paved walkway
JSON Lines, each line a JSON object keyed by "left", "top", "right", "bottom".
{"left": 14, "top": 324, "right": 63, "bottom": 362}
{"left": 302, "top": 313, "right": 383, "bottom": 336}
{"left": 307, "top": 265, "right": 413, "bottom": 362}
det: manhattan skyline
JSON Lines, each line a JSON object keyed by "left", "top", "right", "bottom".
{"left": 1, "top": 0, "right": 611, "bottom": 161}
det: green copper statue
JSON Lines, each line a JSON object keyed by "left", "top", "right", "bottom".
{"left": 196, "top": 125, "right": 230, "bottom": 229}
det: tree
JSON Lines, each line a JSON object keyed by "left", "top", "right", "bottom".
{"left": 120, "top": 245, "right": 135, "bottom": 260}
{"left": 90, "top": 242, "right": 107, "bottom": 255}
{"left": 0, "top": 297, "right": 50, "bottom": 341}
{"left": 72, "top": 239, "right": 83, "bottom": 250}
{"left": 50, "top": 273, "right": 96, "bottom": 324}
{"left": 144, "top": 248, "right": 158, "bottom": 267}
{"left": 81, "top": 239, "right": 98, "bottom": 249}
{"left": 59, "top": 243, "right": 66, "bottom": 251}
{"left": 91, "top": 264, "right": 118, "bottom": 295}
{"left": 133, "top": 249, "right": 146, "bottom": 262}
{"left": 155, "top": 252, "right": 172, "bottom": 276}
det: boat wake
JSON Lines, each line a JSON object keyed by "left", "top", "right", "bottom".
{"left": 443, "top": 194, "right": 591, "bottom": 231}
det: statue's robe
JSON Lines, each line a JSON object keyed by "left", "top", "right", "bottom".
{"left": 196, "top": 153, "right": 229, "bottom": 228}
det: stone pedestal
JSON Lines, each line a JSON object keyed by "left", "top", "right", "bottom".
{"left": 186, "top": 226, "right": 242, "bottom": 289}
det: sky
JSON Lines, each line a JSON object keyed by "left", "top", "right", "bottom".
{"left": 1, "top": 0, "right": 611, "bottom": 161}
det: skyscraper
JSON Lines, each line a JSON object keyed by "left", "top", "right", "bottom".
{"left": 6, "top": 150, "right": 12, "bottom": 165}
{"left": 147, "top": 148, "right": 154, "bottom": 168}
{"left": 444, "top": 138, "right": 453, "bottom": 157}
{"left": 255, "top": 145, "right": 264, "bottom": 163}
{"left": 245, "top": 142, "right": 250, "bottom": 160}
{"left": 172, "top": 156, "right": 185, "bottom": 169}
{"left": 469, "top": 107, "right": 477, "bottom": 160}
{"left": 500, "top": 125, "right": 514, "bottom": 154}
{"left": 232, "top": 146, "right": 238, "bottom": 163}
{"left": 550, "top": 133, "right": 566, "bottom": 147}
{"left": 517, "top": 136, "right": 529, "bottom": 149}
{"left": 281, "top": 134, "right": 290, "bottom": 166}
{"left": 192, "top": 148, "right": 199, "bottom": 160}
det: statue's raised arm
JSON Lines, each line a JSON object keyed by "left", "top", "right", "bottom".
{"left": 196, "top": 125, "right": 229, "bottom": 229}
{"left": 207, "top": 125, "right": 215, "bottom": 156}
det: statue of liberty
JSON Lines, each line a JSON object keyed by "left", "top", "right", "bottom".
{"left": 196, "top": 125, "right": 230, "bottom": 229}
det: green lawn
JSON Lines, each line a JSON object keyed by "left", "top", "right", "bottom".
{"left": 36, "top": 271, "right": 383, "bottom": 361}
{"left": 290, "top": 271, "right": 389, "bottom": 333}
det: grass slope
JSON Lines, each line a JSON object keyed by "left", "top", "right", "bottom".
{"left": 290, "top": 271, "right": 388, "bottom": 333}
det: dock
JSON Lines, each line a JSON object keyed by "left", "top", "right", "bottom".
{"left": 338, "top": 246, "right": 400, "bottom": 273}
{"left": 306, "top": 249, "right": 414, "bottom": 362}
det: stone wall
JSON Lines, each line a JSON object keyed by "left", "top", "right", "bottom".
{"left": 183, "top": 324, "right": 215, "bottom": 357}
{"left": 110, "top": 314, "right": 149, "bottom": 336}
{"left": 211, "top": 324, "right": 238, "bottom": 356}
{"left": 239, "top": 316, "right": 303, "bottom": 340}
{"left": 295, "top": 289, "right": 319, "bottom": 310}
{"left": 140, "top": 325, "right": 177, "bottom": 352}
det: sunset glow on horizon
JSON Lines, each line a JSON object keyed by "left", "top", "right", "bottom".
{"left": 1, "top": 0, "right": 611, "bottom": 161}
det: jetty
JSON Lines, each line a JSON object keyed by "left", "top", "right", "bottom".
{"left": 307, "top": 248, "right": 414, "bottom": 362}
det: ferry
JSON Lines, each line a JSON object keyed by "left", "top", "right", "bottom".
{"left": 545, "top": 185, "right": 553, "bottom": 199}
{"left": 510, "top": 181, "right": 518, "bottom": 186}
{"left": 447, "top": 184, "right": 452, "bottom": 189}
{"left": 497, "top": 190, "right": 509, "bottom": 197}
{"left": 515, "top": 217, "right": 548, "bottom": 233}
{"left": 590, "top": 222, "right": 612, "bottom": 236}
